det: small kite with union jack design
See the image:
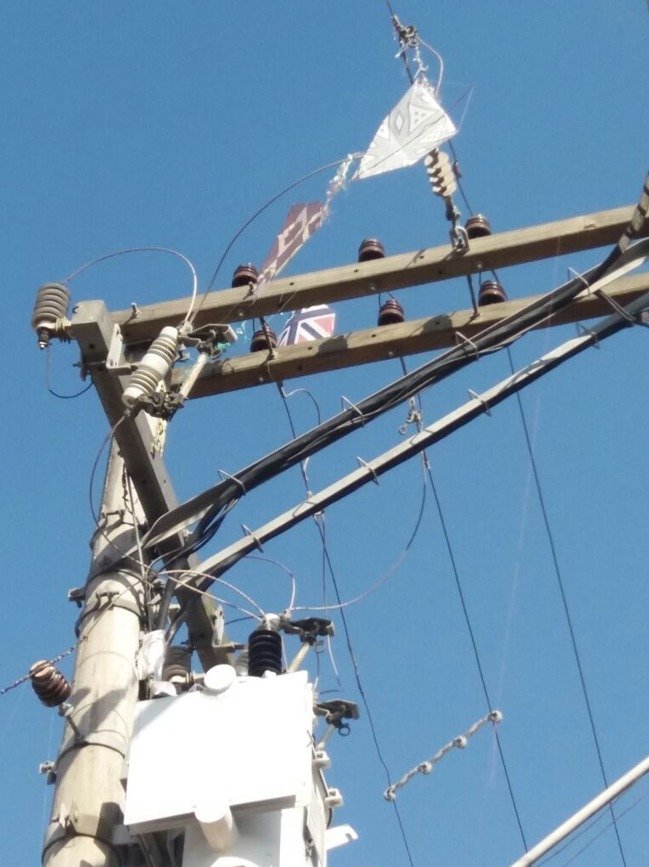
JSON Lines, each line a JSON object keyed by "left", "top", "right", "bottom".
{"left": 278, "top": 305, "right": 336, "bottom": 346}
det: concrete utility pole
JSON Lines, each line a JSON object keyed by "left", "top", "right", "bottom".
{"left": 33, "top": 201, "right": 648, "bottom": 866}
{"left": 43, "top": 446, "right": 144, "bottom": 866}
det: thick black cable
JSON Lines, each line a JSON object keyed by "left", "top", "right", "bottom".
{"left": 422, "top": 451, "right": 529, "bottom": 850}
{"left": 506, "top": 348, "right": 627, "bottom": 866}
{"left": 145, "top": 246, "right": 623, "bottom": 563}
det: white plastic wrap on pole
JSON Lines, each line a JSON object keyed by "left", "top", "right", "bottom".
{"left": 510, "top": 754, "right": 649, "bottom": 866}
{"left": 122, "top": 325, "right": 179, "bottom": 406}
{"left": 137, "top": 628, "right": 166, "bottom": 680}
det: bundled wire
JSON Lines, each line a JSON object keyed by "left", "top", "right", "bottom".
{"left": 146, "top": 236, "right": 631, "bottom": 577}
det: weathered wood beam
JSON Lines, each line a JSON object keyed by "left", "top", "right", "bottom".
{"left": 111, "top": 204, "right": 636, "bottom": 343}
{"left": 170, "top": 273, "right": 649, "bottom": 397}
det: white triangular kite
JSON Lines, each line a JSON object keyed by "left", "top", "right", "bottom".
{"left": 355, "top": 76, "right": 457, "bottom": 180}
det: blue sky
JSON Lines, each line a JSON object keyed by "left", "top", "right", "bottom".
{"left": 2, "top": 2, "right": 649, "bottom": 865}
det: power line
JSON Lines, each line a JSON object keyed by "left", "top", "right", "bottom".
{"left": 506, "top": 346, "right": 627, "bottom": 866}
{"left": 423, "top": 456, "right": 529, "bottom": 851}
{"left": 318, "top": 517, "right": 417, "bottom": 867}
{"left": 277, "top": 379, "right": 416, "bottom": 864}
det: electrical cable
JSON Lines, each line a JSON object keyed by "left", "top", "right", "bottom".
{"left": 447, "top": 140, "right": 475, "bottom": 216}
{"left": 245, "top": 554, "right": 298, "bottom": 616}
{"left": 144, "top": 241, "right": 628, "bottom": 564}
{"left": 195, "top": 156, "right": 360, "bottom": 323}
{"left": 291, "top": 457, "right": 427, "bottom": 613}
{"left": 3, "top": 564, "right": 155, "bottom": 698}
{"left": 422, "top": 456, "right": 529, "bottom": 850}
{"left": 505, "top": 347, "right": 627, "bottom": 865}
{"left": 537, "top": 785, "right": 649, "bottom": 866}
{"left": 87, "top": 416, "right": 155, "bottom": 581}
{"left": 65, "top": 246, "right": 199, "bottom": 329}
{"left": 398, "top": 344, "right": 528, "bottom": 848}
{"left": 161, "top": 568, "right": 266, "bottom": 620}
{"left": 45, "top": 345, "right": 93, "bottom": 399}
{"left": 557, "top": 788, "right": 647, "bottom": 867}
{"left": 317, "top": 514, "right": 416, "bottom": 866}
{"left": 278, "top": 373, "right": 419, "bottom": 862}
{"left": 174, "top": 281, "right": 649, "bottom": 597}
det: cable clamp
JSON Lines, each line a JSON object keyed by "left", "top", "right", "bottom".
{"left": 454, "top": 330, "right": 480, "bottom": 358}
{"left": 341, "top": 395, "right": 365, "bottom": 422}
{"left": 450, "top": 223, "right": 468, "bottom": 254}
{"left": 567, "top": 266, "right": 590, "bottom": 292}
{"left": 467, "top": 389, "right": 491, "bottom": 416}
{"left": 241, "top": 524, "right": 264, "bottom": 552}
{"left": 356, "top": 457, "right": 379, "bottom": 485}
{"left": 594, "top": 289, "right": 640, "bottom": 324}
{"left": 217, "top": 469, "right": 247, "bottom": 494}
{"left": 575, "top": 322, "right": 600, "bottom": 348}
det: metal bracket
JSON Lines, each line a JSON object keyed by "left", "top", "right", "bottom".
{"left": 281, "top": 616, "right": 334, "bottom": 642}
{"left": 455, "top": 330, "right": 480, "bottom": 358}
{"left": 356, "top": 457, "right": 379, "bottom": 484}
{"left": 341, "top": 395, "right": 364, "bottom": 421}
{"left": 467, "top": 389, "right": 492, "bottom": 416}
{"left": 595, "top": 289, "right": 641, "bottom": 324}
{"left": 104, "top": 324, "right": 134, "bottom": 375}
{"left": 241, "top": 524, "right": 264, "bottom": 552}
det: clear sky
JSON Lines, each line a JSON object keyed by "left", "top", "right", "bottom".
{"left": 2, "top": 2, "right": 649, "bottom": 865}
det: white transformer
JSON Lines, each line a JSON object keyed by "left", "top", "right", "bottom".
{"left": 124, "top": 666, "right": 356, "bottom": 866}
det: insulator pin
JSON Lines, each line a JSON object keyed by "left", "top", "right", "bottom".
{"left": 231, "top": 264, "right": 259, "bottom": 287}
{"left": 465, "top": 214, "right": 492, "bottom": 239}
{"left": 478, "top": 279, "right": 507, "bottom": 306}
{"left": 377, "top": 299, "right": 405, "bottom": 326}
{"left": 250, "top": 325, "right": 278, "bottom": 353}
{"left": 29, "top": 661, "right": 72, "bottom": 708}
{"left": 424, "top": 149, "right": 457, "bottom": 198}
{"left": 358, "top": 239, "right": 385, "bottom": 262}
{"left": 248, "top": 628, "right": 282, "bottom": 677}
{"left": 31, "top": 283, "right": 71, "bottom": 349}
{"left": 122, "top": 326, "right": 179, "bottom": 407}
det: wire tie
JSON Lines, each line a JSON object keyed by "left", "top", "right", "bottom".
{"left": 594, "top": 289, "right": 640, "bottom": 324}
{"left": 454, "top": 330, "right": 480, "bottom": 358}
{"left": 341, "top": 396, "right": 365, "bottom": 421}
{"left": 241, "top": 524, "right": 264, "bottom": 552}
{"left": 575, "top": 322, "right": 600, "bottom": 348}
{"left": 467, "top": 389, "right": 491, "bottom": 415}
{"left": 567, "top": 266, "right": 590, "bottom": 291}
{"left": 356, "top": 457, "right": 379, "bottom": 485}
{"left": 217, "top": 469, "right": 247, "bottom": 494}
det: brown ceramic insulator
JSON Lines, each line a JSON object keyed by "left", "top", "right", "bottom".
{"left": 250, "top": 325, "right": 278, "bottom": 353}
{"left": 231, "top": 263, "right": 259, "bottom": 287}
{"left": 465, "top": 214, "right": 492, "bottom": 239}
{"left": 377, "top": 298, "right": 405, "bottom": 326}
{"left": 29, "top": 660, "right": 72, "bottom": 708}
{"left": 478, "top": 279, "right": 507, "bottom": 306}
{"left": 358, "top": 238, "right": 385, "bottom": 262}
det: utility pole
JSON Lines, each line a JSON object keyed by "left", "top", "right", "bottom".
{"left": 31, "top": 201, "right": 648, "bottom": 866}
{"left": 43, "top": 445, "right": 144, "bottom": 866}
